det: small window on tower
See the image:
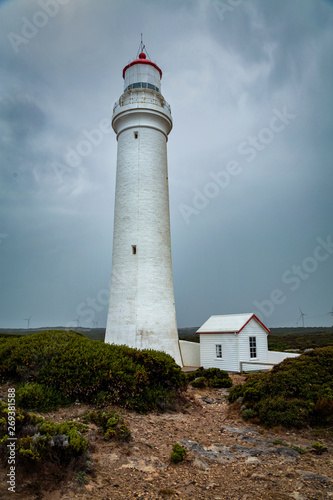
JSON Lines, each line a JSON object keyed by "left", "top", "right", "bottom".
{"left": 134, "top": 131, "right": 139, "bottom": 139}
{"left": 132, "top": 245, "right": 137, "bottom": 255}
{"left": 216, "top": 344, "right": 222, "bottom": 359}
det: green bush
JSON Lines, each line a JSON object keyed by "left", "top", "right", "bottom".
{"left": 228, "top": 346, "right": 333, "bottom": 428}
{"left": 0, "top": 401, "right": 88, "bottom": 467}
{"left": 84, "top": 410, "right": 131, "bottom": 441}
{"left": 210, "top": 375, "right": 232, "bottom": 388}
{"left": 191, "top": 377, "right": 207, "bottom": 388}
{"left": 170, "top": 443, "right": 186, "bottom": 464}
{"left": 187, "top": 367, "right": 232, "bottom": 388}
{"left": 16, "top": 382, "right": 70, "bottom": 411}
{"left": 0, "top": 330, "right": 187, "bottom": 413}
{"left": 311, "top": 442, "right": 327, "bottom": 454}
{"left": 241, "top": 408, "right": 257, "bottom": 421}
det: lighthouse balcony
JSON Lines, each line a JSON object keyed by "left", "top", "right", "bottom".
{"left": 113, "top": 88, "right": 171, "bottom": 116}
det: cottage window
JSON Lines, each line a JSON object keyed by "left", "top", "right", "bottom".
{"left": 216, "top": 344, "right": 222, "bottom": 359}
{"left": 249, "top": 337, "right": 257, "bottom": 358}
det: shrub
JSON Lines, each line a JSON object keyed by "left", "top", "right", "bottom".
{"left": 0, "top": 330, "right": 187, "bottom": 413}
{"left": 0, "top": 401, "right": 88, "bottom": 467}
{"left": 227, "top": 347, "right": 333, "bottom": 428}
{"left": 16, "top": 382, "right": 70, "bottom": 412}
{"left": 170, "top": 443, "right": 186, "bottom": 464}
{"left": 210, "top": 375, "right": 232, "bottom": 388}
{"left": 187, "top": 367, "right": 232, "bottom": 388}
{"left": 191, "top": 377, "right": 207, "bottom": 388}
{"left": 241, "top": 408, "right": 257, "bottom": 421}
{"left": 84, "top": 410, "right": 131, "bottom": 441}
{"left": 311, "top": 442, "right": 327, "bottom": 455}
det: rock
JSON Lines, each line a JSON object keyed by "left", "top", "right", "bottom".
{"left": 296, "top": 470, "right": 332, "bottom": 484}
{"left": 236, "top": 397, "right": 244, "bottom": 404}
{"left": 289, "top": 493, "right": 306, "bottom": 500}
{"left": 221, "top": 425, "right": 259, "bottom": 435}
{"left": 272, "top": 446, "right": 300, "bottom": 457}
{"left": 121, "top": 457, "right": 165, "bottom": 472}
{"left": 251, "top": 473, "right": 268, "bottom": 481}
{"left": 201, "top": 397, "right": 214, "bottom": 404}
{"left": 246, "top": 457, "right": 260, "bottom": 464}
{"left": 193, "top": 457, "right": 209, "bottom": 470}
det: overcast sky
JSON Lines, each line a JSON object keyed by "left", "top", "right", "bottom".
{"left": 1, "top": 0, "right": 332, "bottom": 330}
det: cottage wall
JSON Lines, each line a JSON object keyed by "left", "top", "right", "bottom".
{"left": 199, "top": 333, "right": 239, "bottom": 372}
{"left": 238, "top": 320, "right": 269, "bottom": 371}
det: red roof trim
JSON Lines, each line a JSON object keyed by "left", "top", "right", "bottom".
{"left": 238, "top": 314, "right": 270, "bottom": 334}
{"left": 122, "top": 59, "right": 162, "bottom": 79}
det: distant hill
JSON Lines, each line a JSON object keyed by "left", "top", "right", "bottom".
{"left": 1, "top": 326, "right": 332, "bottom": 350}
{"left": 0, "top": 327, "right": 106, "bottom": 341}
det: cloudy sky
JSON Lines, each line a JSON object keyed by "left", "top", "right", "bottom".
{"left": 1, "top": 0, "right": 332, "bottom": 330}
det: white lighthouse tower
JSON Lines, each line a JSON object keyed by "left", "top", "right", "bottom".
{"left": 105, "top": 42, "right": 182, "bottom": 366}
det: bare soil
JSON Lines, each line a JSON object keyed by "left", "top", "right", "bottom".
{"left": 1, "top": 375, "right": 333, "bottom": 500}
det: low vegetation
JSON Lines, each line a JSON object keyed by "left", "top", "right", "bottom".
{"left": 268, "top": 330, "right": 333, "bottom": 351}
{"left": 187, "top": 367, "right": 233, "bottom": 388}
{"left": 0, "top": 400, "right": 89, "bottom": 471}
{"left": 83, "top": 410, "right": 131, "bottom": 441}
{"left": 228, "top": 346, "right": 333, "bottom": 428}
{"left": 0, "top": 330, "right": 187, "bottom": 413}
{"left": 170, "top": 442, "right": 186, "bottom": 464}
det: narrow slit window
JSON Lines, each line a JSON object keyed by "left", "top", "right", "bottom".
{"left": 134, "top": 131, "right": 139, "bottom": 139}
{"left": 216, "top": 344, "right": 222, "bottom": 359}
{"left": 249, "top": 337, "right": 257, "bottom": 358}
{"left": 132, "top": 245, "right": 136, "bottom": 255}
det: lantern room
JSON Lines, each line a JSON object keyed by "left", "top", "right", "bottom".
{"left": 123, "top": 52, "right": 162, "bottom": 93}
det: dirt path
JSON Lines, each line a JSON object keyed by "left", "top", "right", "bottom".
{"left": 1, "top": 377, "right": 333, "bottom": 499}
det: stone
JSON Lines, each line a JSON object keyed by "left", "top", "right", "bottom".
{"left": 193, "top": 457, "right": 209, "bottom": 470}
{"left": 246, "top": 457, "right": 260, "bottom": 464}
{"left": 296, "top": 470, "right": 332, "bottom": 484}
{"left": 289, "top": 493, "right": 306, "bottom": 500}
{"left": 201, "top": 397, "right": 214, "bottom": 404}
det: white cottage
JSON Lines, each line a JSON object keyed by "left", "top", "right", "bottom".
{"left": 197, "top": 313, "right": 270, "bottom": 373}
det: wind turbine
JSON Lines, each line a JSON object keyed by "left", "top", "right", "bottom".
{"left": 327, "top": 305, "right": 333, "bottom": 326}
{"left": 92, "top": 320, "right": 98, "bottom": 327}
{"left": 24, "top": 315, "right": 32, "bottom": 329}
{"left": 73, "top": 316, "right": 81, "bottom": 328}
{"left": 298, "top": 307, "right": 307, "bottom": 328}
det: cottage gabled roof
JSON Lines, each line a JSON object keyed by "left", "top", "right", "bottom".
{"left": 196, "top": 313, "right": 270, "bottom": 334}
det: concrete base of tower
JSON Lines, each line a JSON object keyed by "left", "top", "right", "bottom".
{"left": 104, "top": 324, "right": 183, "bottom": 367}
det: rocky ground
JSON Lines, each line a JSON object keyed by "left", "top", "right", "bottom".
{"left": 1, "top": 375, "right": 333, "bottom": 500}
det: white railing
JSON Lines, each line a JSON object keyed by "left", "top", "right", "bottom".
{"left": 113, "top": 90, "right": 171, "bottom": 115}
{"left": 239, "top": 361, "right": 275, "bottom": 374}
{"left": 240, "top": 351, "right": 300, "bottom": 373}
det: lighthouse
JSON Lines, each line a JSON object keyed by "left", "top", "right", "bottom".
{"left": 105, "top": 42, "right": 182, "bottom": 366}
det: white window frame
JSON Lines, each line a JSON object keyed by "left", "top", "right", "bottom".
{"left": 249, "top": 336, "right": 257, "bottom": 359}
{"left": 215, "top": 344, "right": 222, "bottom": 359}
